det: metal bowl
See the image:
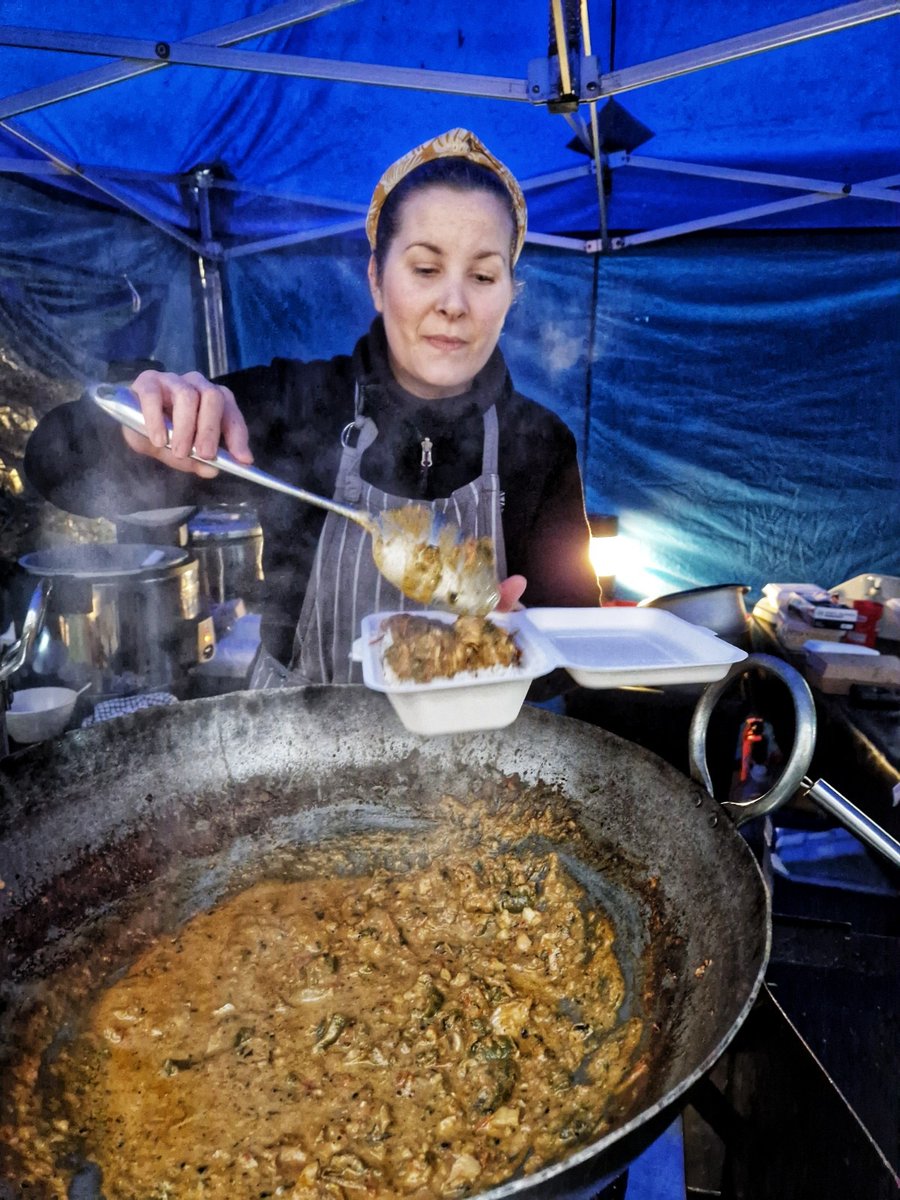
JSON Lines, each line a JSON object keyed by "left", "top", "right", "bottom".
{"left": 638, "top": 584, "right": 751, "bottom": 647}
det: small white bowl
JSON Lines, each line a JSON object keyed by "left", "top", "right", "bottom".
{"left": 6, "top": 686, "right": 80, "bottom": 744}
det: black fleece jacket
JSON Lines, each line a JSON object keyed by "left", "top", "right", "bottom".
{"left": 25, "top": 320, "right": 599, "bottom": 664}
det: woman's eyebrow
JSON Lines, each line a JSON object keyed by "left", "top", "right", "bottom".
{"left": 403, "top": 242, "right": 504, "bottom": 261}
{"left": 404, "top": 240, "right": 443, "bottom": 254}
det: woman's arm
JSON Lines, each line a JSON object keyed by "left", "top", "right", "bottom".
{"left": 25, "top": 369, "right": 255, "bottom": 518}
{"left": 501, "top": 410, "right": 600, "bottom": 609}
{"left": 520, "top": 455, "right": 600, "bottom": 607}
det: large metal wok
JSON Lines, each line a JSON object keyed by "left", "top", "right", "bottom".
{"left": 0, "top": 685, "right": 772, "bottom": 1199}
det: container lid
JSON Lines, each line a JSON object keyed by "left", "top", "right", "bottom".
{"left": 19, "top": 543, "right": 191, "bottom": 579}
{"left": 525, "top": 606, "right": 747, "bottom": 688}
{"left": 188, "top": 508, "right": 262, "bottom": 541}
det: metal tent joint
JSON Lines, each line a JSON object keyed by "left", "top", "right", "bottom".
{"left": 527, "top": 54, "right": 600, "bottom": 110}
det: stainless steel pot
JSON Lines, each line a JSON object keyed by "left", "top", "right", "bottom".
{"left": 0, "top": 687, "right": 770, "bottom": 1198}
{"left": 18, "top": 543, "right": 215, "bottom": 697}
{"left": 188, "top": 505, "right": 264, "bottom": 609}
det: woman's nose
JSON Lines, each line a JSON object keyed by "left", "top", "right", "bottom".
{"left": 436, "top": 278, "right": 467, "bottom": 317}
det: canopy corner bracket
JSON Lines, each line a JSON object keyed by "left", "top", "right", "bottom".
{"left": 527, "top": 54, "right": 600, "bottom": 112}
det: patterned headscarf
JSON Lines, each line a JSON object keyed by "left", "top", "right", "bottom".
{"left": 366, "top": 128, "right": 527, "bottom": 265}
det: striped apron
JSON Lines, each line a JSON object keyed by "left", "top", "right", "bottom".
{"left": 250, "top": 404, "right": 507, "bottom": 688}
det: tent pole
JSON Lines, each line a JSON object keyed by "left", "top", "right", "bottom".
{"left": 592, "top": 174, "right": 891, "bottom": 250}
{"left": 578, "top": 0, "right": 610, "bottom": 252}
{"left": 615, "top": 153, "right": 900, "bottom": 205}
{"left": 598, "top": 0, "right": 900, "bottom": 96}
{"left": 192, "top": 169, "right": 229, "bottom": 378}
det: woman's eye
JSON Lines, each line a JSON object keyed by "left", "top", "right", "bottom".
{"left": 413, "top": 265, "right": 438, "bottom": 277}
{"left": 474, "top": 273, "right": 497, "bottom": 284}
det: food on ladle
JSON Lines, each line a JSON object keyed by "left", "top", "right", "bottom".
{"left": 371, "top": 506, "right": 501, "bottom": 616}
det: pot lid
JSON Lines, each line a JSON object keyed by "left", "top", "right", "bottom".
{"left": 188, "top": 508, "right": 262, "bottom": 541}
{"left": 19, "top": 543, "right": 191, "bottom": 579}
{"left": 115, "top": 506, "right": 198, "bottom": 528}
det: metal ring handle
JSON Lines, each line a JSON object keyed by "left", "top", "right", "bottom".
{"left": 688, "top": 653, "right": 817, "bottom": 827}
{"left": 0, "top": 579, "right": 52, "bottom": 682}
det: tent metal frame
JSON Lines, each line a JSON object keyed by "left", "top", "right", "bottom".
{"left": 1, "top": 0, "right": 359, "bottom": 376}
{"left": 0, "top": 0, "right": 896, "bottom": 261}
{"left": 0, "top": 0, "right": 896, "bottom": 368}
{"left": 2, "top": 1, "right": 897, "bottom": 111}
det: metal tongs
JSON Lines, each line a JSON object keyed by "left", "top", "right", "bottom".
{"left": 90, "top": 383, "right": 501, "bottom": 616}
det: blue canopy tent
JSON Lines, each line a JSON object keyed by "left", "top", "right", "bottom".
{"left": 0, "top": 0, "right": 897, "bottom": 598}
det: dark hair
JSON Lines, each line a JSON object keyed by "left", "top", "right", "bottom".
{"left": 372, "top": 157, "right": 518, "bottom": 280}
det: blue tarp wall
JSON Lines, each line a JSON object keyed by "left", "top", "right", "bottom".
{"left": 0, "top": 1, "right": 897, "bottom": 598}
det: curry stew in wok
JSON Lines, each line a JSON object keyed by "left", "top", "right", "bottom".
{"left": 2, "top": 788, "right": 666, "bottom": 1200}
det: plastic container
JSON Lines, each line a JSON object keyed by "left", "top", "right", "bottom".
{"left": 352, "top": 611, "right": 555, "bottom": 736}
{"left": 353, "top": 607, "right": 747, "bottom": 735}
{"left": 802, "top": 640, "right": 878, "bottom": 657}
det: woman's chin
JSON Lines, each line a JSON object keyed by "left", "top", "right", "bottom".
{"left": 397, "top": 360, "right": 481, "bottom": 400}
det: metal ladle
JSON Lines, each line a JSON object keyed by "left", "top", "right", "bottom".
{"left": 90, "top": 384, "right": 501, "bottom": 616}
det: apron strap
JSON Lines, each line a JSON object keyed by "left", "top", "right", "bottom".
{"left": 481, "top": 404, "right": 500, "bottom": 478}
{"left": 334, "top": 416, "right": 378, "bottom": 505}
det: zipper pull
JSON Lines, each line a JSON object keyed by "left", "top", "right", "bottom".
{"left": 419, "top": 436, "right": 433, "bottom": 497}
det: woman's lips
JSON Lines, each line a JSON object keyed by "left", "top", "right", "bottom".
{"left": 425, "top": 335, "right": 467, "bottom": 351}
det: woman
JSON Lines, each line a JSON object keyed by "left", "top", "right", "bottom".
{"left": 25, "top": 129, "right": 600, "bottom": 685}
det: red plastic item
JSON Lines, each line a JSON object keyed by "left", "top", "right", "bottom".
{"left": 845, "top": 599, "right": 883, "bottom": 647}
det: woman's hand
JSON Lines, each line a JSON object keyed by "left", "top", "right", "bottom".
{"left": 495, "top": 575, "right": 527, "bottom": 612}
{"left": 120, "top": 370, "right": 253, "bottom": 479}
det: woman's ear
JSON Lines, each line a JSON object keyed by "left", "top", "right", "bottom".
{"left": 367, "top": 255, "right": 383, "bottom": 313}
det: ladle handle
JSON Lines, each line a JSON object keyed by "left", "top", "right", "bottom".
{"left": 90, "top": 383, "right": 377, "bottom": 535}
{"left": 689, "top": 653, "right": 900, "bottom": 871}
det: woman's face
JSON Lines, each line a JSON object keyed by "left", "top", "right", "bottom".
{"left": 368, "top": 185, "right": 516, "bottom": 400}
